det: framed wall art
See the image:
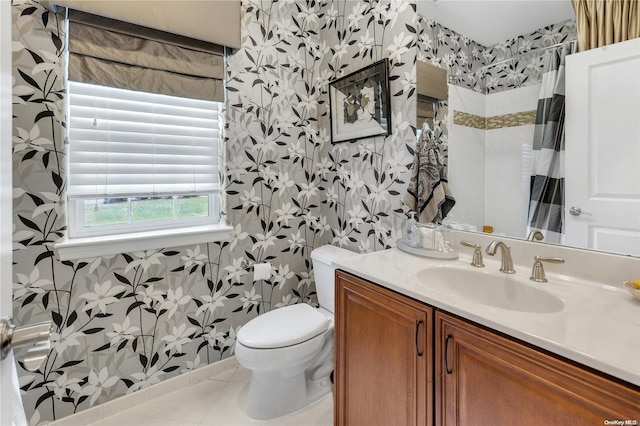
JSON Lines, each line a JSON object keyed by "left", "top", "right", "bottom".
{"left": 329, "top": 58, "right": 391, "bottom": 143}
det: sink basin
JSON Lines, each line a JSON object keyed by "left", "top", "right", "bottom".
{"left": 416, "top": 267, "right": 564, "bottom": 313}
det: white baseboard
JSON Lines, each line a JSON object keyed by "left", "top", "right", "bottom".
{"left": 45, "top": 356, "right": 237, "bottom": 426}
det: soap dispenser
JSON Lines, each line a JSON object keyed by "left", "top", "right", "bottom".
{"left": 404, "top": 212, "right": 419, "bottom": 248}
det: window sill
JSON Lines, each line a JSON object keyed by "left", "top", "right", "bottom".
{"left": 54, "top": 223, "right": 233, "bottom": 261}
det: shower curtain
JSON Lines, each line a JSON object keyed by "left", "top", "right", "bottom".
{"left": 526, "top": 44, "right": 575, "bottom": 244}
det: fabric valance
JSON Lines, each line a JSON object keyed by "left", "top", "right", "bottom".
{"left": 47, "top": 0, "right": 240, "bottom": 48}
{"left": 68, "top": 10, "right": 224, "bottom": 102}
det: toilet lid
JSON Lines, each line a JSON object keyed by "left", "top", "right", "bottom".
{"left": 237, "top": 304, "right": 329, "bottom": 349}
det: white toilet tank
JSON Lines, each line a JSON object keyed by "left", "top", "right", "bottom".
{"left": 311, "top": 245, "right": 357, "bottom": 314}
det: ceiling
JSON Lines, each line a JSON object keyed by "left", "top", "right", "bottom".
{"left": 416, "top": 0, "right": 576, "bottom": 46}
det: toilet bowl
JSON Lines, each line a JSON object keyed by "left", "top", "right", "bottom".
{"left": 234, "top": 245, "right": 356, "bottom": 420}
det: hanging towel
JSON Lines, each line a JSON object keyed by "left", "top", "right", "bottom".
{"left": 403, "top": 130, "right": 455, "bottom": 224}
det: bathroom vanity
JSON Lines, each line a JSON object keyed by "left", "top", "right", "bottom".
{"left": 333, "top": 247, "right": 640, "bottom": 425}
{"left": 335, "top": 271, "right": 433, "bottom": 426}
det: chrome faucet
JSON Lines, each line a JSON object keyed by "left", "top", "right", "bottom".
{"left": 485, "top": 241, "right": 516, "bottom": 274}
{"left": 527, "top": 230, "right": 544, "bottom": 242}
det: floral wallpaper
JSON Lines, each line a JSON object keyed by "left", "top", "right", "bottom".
{"left": 479, "top": 19, "right": 576, "bottom": 94}
{"left": 428, "top": 17, "right": 577, "bottom": 94}
{"left": 12, "top": 0, "right": 327, "bottom": 423}
{"left": 417, "top": 16, "right": 486, "bottom": 93}
{"left": 11, "top": 0, "right": 577, "bottom": 423}
{"left": 320, "top": 0, "right": 418, "bottom": 254}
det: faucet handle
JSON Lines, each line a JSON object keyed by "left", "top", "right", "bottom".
{"left": 460, "top": 241, "right": 484, "bottom": 267}
{"left": 530, "top": 256, "right": 565, "bottom": 283}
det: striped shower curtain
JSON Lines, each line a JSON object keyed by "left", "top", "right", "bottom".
{"left": 526, "top": 44, "right": 575, "bottom": 244}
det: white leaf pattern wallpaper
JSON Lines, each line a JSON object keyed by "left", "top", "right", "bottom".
{"left": 320, "top": 0, "right": 417, "bottom": 253}
{"left": 10, "top": 0, "right": 574, "bottom": 423}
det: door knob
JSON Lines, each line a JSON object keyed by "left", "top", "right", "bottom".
{"left": 569, "top": 207, "right": 592, "bottom": 216}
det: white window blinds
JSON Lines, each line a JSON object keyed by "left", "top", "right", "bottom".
{"left": 67, "top": 81, "right": 220, "bottom": 199}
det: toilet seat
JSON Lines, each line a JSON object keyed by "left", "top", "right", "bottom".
{"left": 237, "top": 304, "right": 329, "bottom": 349}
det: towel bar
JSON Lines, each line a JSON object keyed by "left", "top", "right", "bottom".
{"left": 0, "top": 317, "right": 52, "bottom": 371}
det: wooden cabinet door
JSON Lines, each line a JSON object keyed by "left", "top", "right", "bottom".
{"left": 335, "top": 271, "right": 433, "bottom": 426}
{"left": 436, "top": 312, "right": 640, "bottom": 425}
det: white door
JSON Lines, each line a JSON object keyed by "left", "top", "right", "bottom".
{"left": 1, "top": 0, "right": 17, "bottom": 424}
{"left": 565, "top": 38, "right": 640, "bottom": 256}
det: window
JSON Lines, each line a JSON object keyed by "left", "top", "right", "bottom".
{"left": 55, "top": 11, "right": 231, "bottom": 261}
{"left": 67, "top": 81, "right": 222, "bottom": 238}
{"left": 54, "top": 81, "right": 231, "bottom": 260}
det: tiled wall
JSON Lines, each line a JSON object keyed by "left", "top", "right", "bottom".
{"left": 448, "top": 83, "right": 541, "bottom": 237}
{"left": 483, "top": 85, "right": 540, "bottom": 238}
{"left": 453, "top": 110, "right": 536, "bottom": 130}
{"left": 447, "top": 86, "right": 486, "bottom": 230}
{"left": 485, "top": 111, "right": 536, "bottom": 130}
{"left": 452, "top": 111, "right": 485, "bottom": 129}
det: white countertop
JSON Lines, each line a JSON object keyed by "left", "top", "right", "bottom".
{"left": 333, "top": 248, "right": 640, "bottom": 387}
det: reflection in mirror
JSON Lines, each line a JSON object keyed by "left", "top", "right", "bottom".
{"left": 416, "top": 60, "right": 449, "bottom": 174}
{"left": 416, "top": 60, "right": 447, "bottom": 135}
{"left": 448, "top": 43, "right": 576, "bottom": 244}
{"left": 416, "top": 95, "right": 434, "bottom": 132}
{"left": 416, "top": 7, "right": 640, "bottom": 257}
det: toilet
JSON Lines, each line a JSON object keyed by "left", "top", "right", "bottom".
{"left": 235, "top": 244, "right": 356, "bottom": 420}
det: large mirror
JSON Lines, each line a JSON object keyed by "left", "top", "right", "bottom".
{"left": 415, "top": 1, "right": 640, "bottom": 257}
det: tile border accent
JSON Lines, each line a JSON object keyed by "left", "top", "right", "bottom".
{"left": 45, "top": 357, "right": 238, "bottom": 426}
{"left": 486, "top": 110, "right": 536, "bottom": 129}
{"left": 453, "top": 110, "right": 536, "bottom": 130}
{"left": 453, "top": 111, "right": 485, "bottom": 129}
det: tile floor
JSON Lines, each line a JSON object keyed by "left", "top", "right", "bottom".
{"left": 86, "top": 366, "right": 333, "bottom": 426}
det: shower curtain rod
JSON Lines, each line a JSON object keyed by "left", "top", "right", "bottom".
{"left": 449, "top": 39, "right": 577, "bottom": 80}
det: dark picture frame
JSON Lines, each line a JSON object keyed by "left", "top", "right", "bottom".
{"left": 329, "top": 58, "right": 392, "bottom": 143}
